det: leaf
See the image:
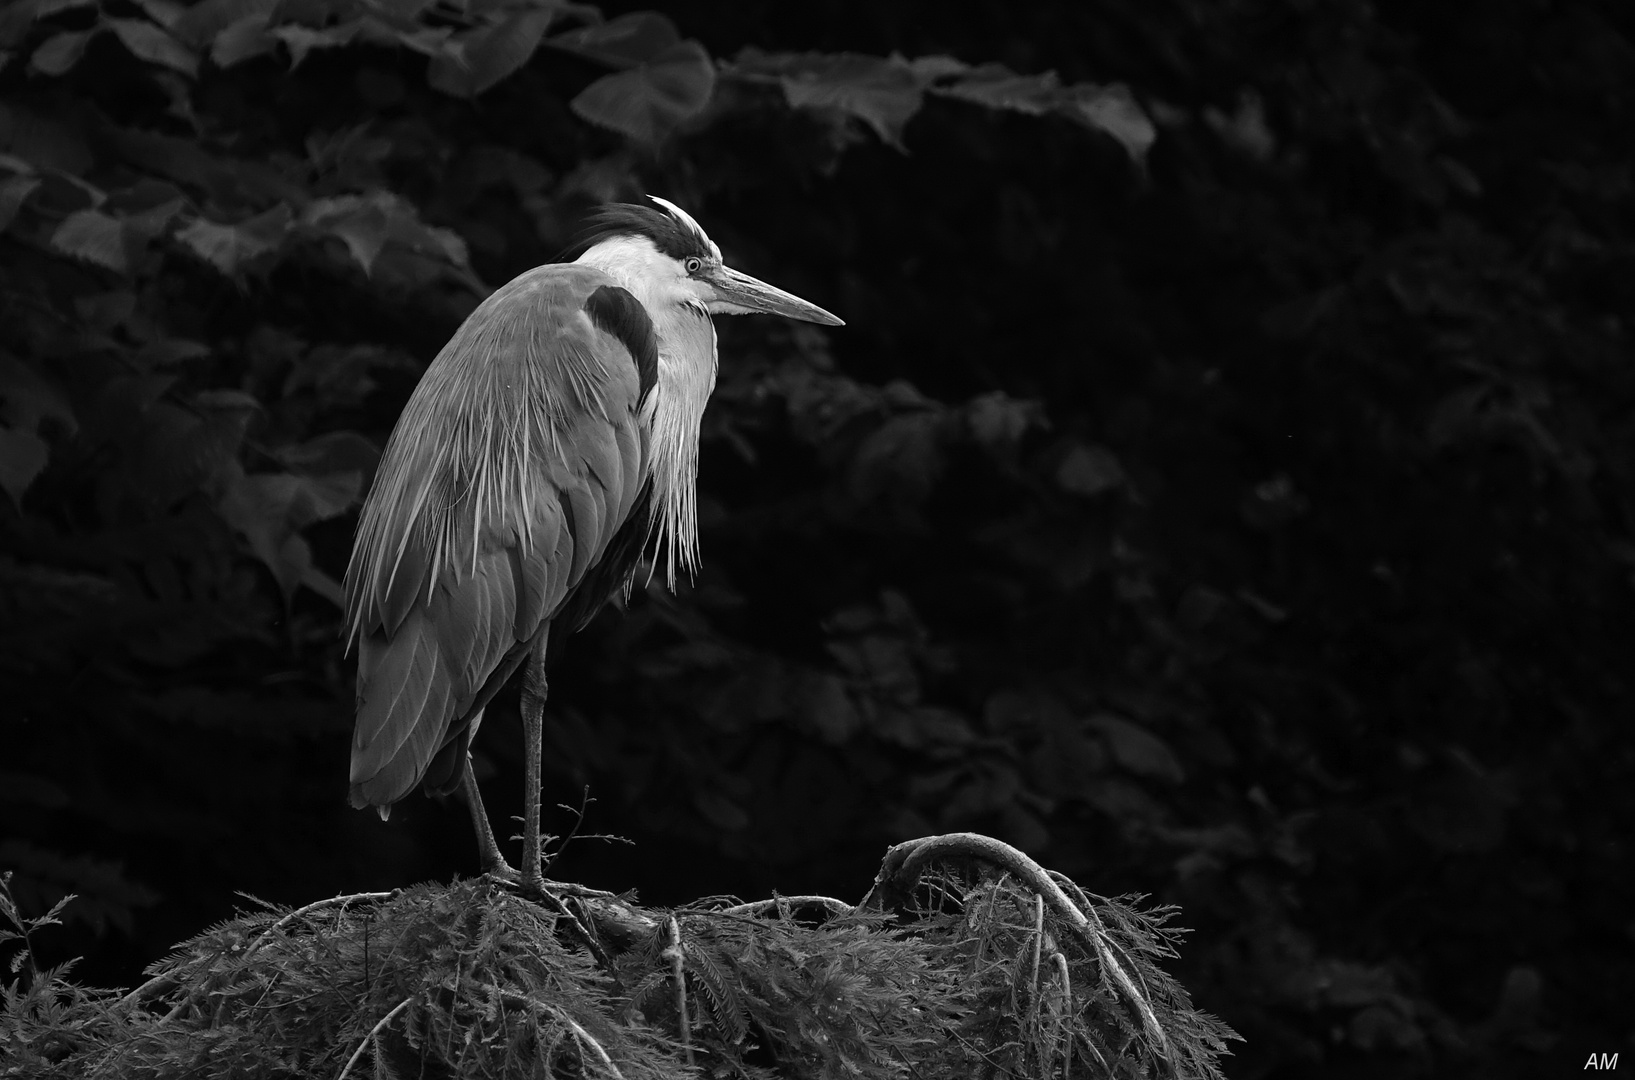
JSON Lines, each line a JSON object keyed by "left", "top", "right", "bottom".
{"left": 693, "top": 789, "right": 749, "bottom": 832}
{"left": 1055, "top": 443, "right": 1124, "bottom": 496}
{"left": 737, "top": 50, "right": 924, "bottom": 150}
{"left": 965, "top": 390, "right": 1046, "bottom": 448}
{"left": 169, "top": 0, "right": 271, "bottom": 46}
{"left": 933, "top": 63, "right": 1061, "bottom": 115}
{"left": 137, "top": 339, "right": 211, "bottom": 366}
{"left": 30, "top": 28, "right": 98, "bottom": 75}
{"left": 1055, "top": 83, "right": 1156, "bottom": 164}
{"left": 305, "top": 194, "right": 388, "bottom": 273}
{"left": 905, "top": 54, "right": 968, "bottom": 81}
{"left": 0, "top": 773, "right": 69, "bottom": 809}
{"left": 0, "top": 425, "right": 48, "bottom": 506}
{"left": 105, "top": 17, "right": 199, "bottom": 77}
{"left": 210, "top": 11, "right": 275, "bottom": 67}
{"left": 0, "top": 174, "right": 39, "bottom": 232}
{"left": 425, "top": 8, "right": 554, "bottom": 97}
{"left": 570, "top": 40, "right": 715, "bottom": 145}
{"left": 0, "top": 105, "right": 95, "bottom": 174}
{"left": 50, "top": 209, "right": 127, "bottom": 272}
{"left": 273, "top": 430, "right": 379, "bottom": 480}
{"left": 175, "top": 205, "right": 290, "bottom": 276}
{"left": 369, "top": 0, "right": 436, "bottom": 17}
{"left": 551, "top": 11, "right": 679, "bottom": 68}
{"left": 35, "top": 0, "right": 99, "bottom": 16}
{"left": 133, "top": 0, "right": 185, "bottom": 27}
{"left": 0, "top": 354, "right": 76, "bottom": 435}
{"left": 270, "top": 20, "right": 359, "bottom": 68}
{"left": 1088, "top": 713, "right": 1185, "bottom": 784}
{"left": 798, "top": 671, "right": 861, "bottom": 744}
{"left": 845, "top": 411, "right": 945, "bottom": 510}
{"left": 216, "top": 464, "right": 361, "bottom": 604}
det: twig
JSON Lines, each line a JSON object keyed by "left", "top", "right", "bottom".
{"left": 1024, "top": 893, "right": 1045, "bottom": 1027}
{"left": 533, "top": 888, "right": 614, "bottom": 971}
{"left": 118, "top": 974, "right": 176, "bottom": 1011}
{"left": 557, "top": 1010, "right": 627, "bottom": 1080}
{"left": 251, "top": 891, "right": 397, "bottom": 957}
{"left": 336, "top": 996, "right": 414, "bottom": 1080}
{"left": 666, "top": 916, "right": 695, "bottom": 1070}
{"left": 1053, "top": 952, "right": 1072, "bottom": 1079}
{"left": 860, "top": 832, "right": 1175, "bottom": 1072}
{"left": 498, "top": 991, "right": 627, "bottom": 1080}
{"left": 716, "top": 895, "right": 852, "bottom": 918}
{"left": 543, "top": 786, "right": 593, "bottom": 867}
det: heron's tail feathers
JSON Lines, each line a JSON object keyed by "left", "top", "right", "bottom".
{"left": 349, "top": 612, "right": 456, "bottom": 812}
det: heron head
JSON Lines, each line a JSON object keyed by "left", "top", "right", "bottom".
{"left": 577, "top": 197, "right": 843, "bottom": 327}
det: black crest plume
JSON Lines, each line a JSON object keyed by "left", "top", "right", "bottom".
{"left": 574, "top": 199, "right": 714, "bottom": 261}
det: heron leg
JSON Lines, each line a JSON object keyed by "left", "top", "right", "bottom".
{"left": 518, "top": 644, "right": 548, "bottom": 895}
{"left": 461, "top": 752, "right": 517, "bottom": 881}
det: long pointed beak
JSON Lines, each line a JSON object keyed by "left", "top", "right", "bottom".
{"left": 704, "top": 265, "right": 845, "bottom": 326}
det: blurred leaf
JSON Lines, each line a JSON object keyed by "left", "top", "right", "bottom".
{"left": 1405, "top": 759, "right": 1508, "bottom": 853}
{"left": 844, "top": 411, "right": 945, "bottom": 515}
{"left": 210, "top": 11, "right": 275, "bottom": 67}
{"left": 1055, "top": 83, "right": 1155, "bottom": 164}
{"left": 0, "top": 354, "right": 76, "bottom": 435}
{"left": 424, "top": 8, "right": 554, "bottom": 98}
{"left": 964, "top": 390, "right": 1046, "bottom": 448}
{"left": 168, "top": 0, "right": 272, "bottom": 47}
{"left": 552, "top": 11, "right": 680, "bottom": 68}
{"left": 302, "top": 192, "right": 467, "bottom": 275}
{"left": 933, "top": 63, "right": 1060, "bottom": 115}
{"left": 273, "top": 430, "right": 379, "bottom": 480}
{"left": 1055, "top": 443, "right": 1124, "bottom": 497}
{"left": 0, "top": 841, "right": 158, "bottom": 936}
{"left": 1088, "top": 713, "right": 1185, "bottom": 784}
{"left": 0, "top": 425, "right": 49, "bottom": 507}
{"left": 30, "top": 28, "right": 98, "bottom": 75}
{"left": 175, "top": 205, "right": 290, "bottom": 276}
{"left": 133, "top": 0, "right": 185, "bottom": 29}
{"left": 798, "top": 671, "right": 860, "bottom": 744}
{"left": 0, "top": 772, "right": 70, "bottom": 809}
{"left": 105, "top": 17, "right": 198, "bottom": 77}
{"left": 570, "top": 40, "right": 715, "bottom": 145}
{"left": 0, "top": 104, "right": 94, "bottom": 173}
{"left": 50, "top": 209, "right": 127, "bottom": 273}
{"left": 737, "top": 49, "right": 923, "bottom": 150}
{"left": 0, "top": 174, "right": 39, "bottom": 232}
{"left": 269, "top": 21, "right": 358, "bottom": 68}
{"left": 694, "top": 789, "right": 748, "bottom": 831}
{"left": 216, "top": 463, "right": 362, "bottom": 603}
{"left": 304, "top": 194, "right": 389, "bottom": 273}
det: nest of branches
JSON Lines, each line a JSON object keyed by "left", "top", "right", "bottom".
{"left": 1, "top": 833, "right": 1237, "bottom": 1078}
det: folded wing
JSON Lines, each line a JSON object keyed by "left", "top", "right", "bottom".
{"left": 344, "top": 266, "right": 653, "bottom": 809}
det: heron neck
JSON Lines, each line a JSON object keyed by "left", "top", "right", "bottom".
{"left": 645, "top": 302, "right": 717, "bottom": 586}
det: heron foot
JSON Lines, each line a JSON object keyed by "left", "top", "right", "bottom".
{"left": 481, "top": 859, "right": 521, "bottom": 886}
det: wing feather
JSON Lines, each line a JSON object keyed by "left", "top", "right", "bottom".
{"left": 345, "top": 266, "right": 655, "bottom": 809}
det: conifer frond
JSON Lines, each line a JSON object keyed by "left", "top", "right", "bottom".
{"left": 2, "top": 836, "right": 1237, "bottom": 1079}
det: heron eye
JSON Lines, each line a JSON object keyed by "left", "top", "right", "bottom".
{"left": 683, "top": 257, "right": 704, "bottom": 274}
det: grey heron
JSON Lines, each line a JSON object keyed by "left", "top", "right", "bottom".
{"left": 343, "top": 196, "right": 842, "bottom": 892}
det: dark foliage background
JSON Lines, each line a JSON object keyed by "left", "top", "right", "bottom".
{"left": 2, "top": 0, "right": 1631, "bottom": 1076}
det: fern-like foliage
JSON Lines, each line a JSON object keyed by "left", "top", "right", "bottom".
{"left": 0, "top": 837, "right": 1238, "bottom": 1078}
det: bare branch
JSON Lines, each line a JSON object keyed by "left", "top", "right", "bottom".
{"left": 336, "top": 996, "right": 414, "bottom": 1080}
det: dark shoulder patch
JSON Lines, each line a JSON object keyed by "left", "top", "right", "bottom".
{"left": 583, "top": 285, "right": 657, "bottom": 405}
